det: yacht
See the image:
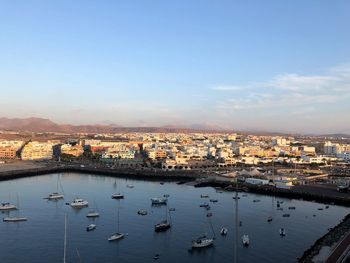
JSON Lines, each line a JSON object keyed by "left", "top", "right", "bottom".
{"left": 111, "top": 193, "right": 124, "bottom": 199}
{"left": 47, "top": 192, "right": 64, "bottom": 200}
{"left": 220, "top": 227, "right": 228, "bottom": 236}
{"left": 279, "top": 228, "right": 286, "bottom": 236}
{"left": 3, "top": 217, "right": 27, "bottom": 222}
{"left": 154, "top": 220, "right": 171, "bottom": 232}
{"left": 108, "top": 233, "right": 125, "bottom": 241}
{"left": 242, "top": 235, "right": 250, "bottom": 246}
{"left": 0, "top": 202, "right": 17, "bottom": 211}
{"left": 70, "top": 198, "right": 88, "bottom": 208}
{"left": 191, "top": 236, "right": 214, "bottom": 248}
{"left": 151, "top": 197, "right": 167, "bottom": 205}
{"left": 86, "top": 211, "right": 100, "bottom": 218}
{"left": 86, "top": 224, "right": 96, "bottom": 231}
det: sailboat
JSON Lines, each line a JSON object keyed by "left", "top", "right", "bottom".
{"left": 0, "top": 193, "right": 17, "bottom": 211}
{"left": 70, "top": 198, "right": 88, "bottom": 208}
{"left": 0, "top": 202, "right": 17, "bottom": 211}
{"left": 154, "top": 202, "right": 171, "bottom": 232}
{"left": 3, "top": 194, "right": 27, "bottom": 222}
{"left": 191, "top": 214, "right": 215, "bottom": 249}
{"left": 108, "top": 202, "right": 126, "bottom": 241}
{"left": 86, "top": 201, "right": 100, "bottom": 218}
{"left": 112, "top": 182, "right": 124, "bottom": 199}
{"left": 46, "top": 175, "right": 64, "bottom": 200}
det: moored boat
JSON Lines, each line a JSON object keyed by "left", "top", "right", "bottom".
{"left": 151, "top": 197, "right": 167, "bottom": 205}
{"left": 191, "top": 236, "right": 214, "bottom": 249}
{"left": 3, "top": 217, "right": 27, "bottom": 222}
{"left": 279, "top": 228, "right": 286, "bottom": 236}
{"left": 86, "top": 211, "right": 100, "bottom": 218}
{"left": 86, "top": 224, "right": 96, "bottom": 231}
{"left": 220, "top": 227, "right": 228, "bottom": 236}
{"left": 108, "top": 232, "right": 125, "bottom": 241}
{"left": 0, "top": 202, "right": 17, "bottom": 211}
{"left": 111, "top": 193, "right": 124, "bottom": 199}
{"left": 242, "top": 235, "right": 250, "bottom": 246}
{"left": 70, "top": 198, "right": 88, "bottom": 208}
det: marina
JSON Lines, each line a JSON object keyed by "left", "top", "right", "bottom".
{"left": 0, "top": 172, "right": 349, "bottom": 263}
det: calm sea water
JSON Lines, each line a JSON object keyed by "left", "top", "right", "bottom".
{"left": 0, "top": 172, "right": 348, "bottom": 263}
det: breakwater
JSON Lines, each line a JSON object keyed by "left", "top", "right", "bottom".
{"left": 0, "top": 165, "right": 200, "bottom": 182}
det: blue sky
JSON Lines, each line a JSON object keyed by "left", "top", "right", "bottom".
{"left": 0, "top": 0, "right": 349, "bottom": 133}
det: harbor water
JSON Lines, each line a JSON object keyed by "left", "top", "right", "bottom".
{"left": 0, "top": 172, "right": 348, "bottom": 263}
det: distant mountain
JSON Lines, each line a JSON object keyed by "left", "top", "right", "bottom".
{"left": 0, "top": 117, "right": 230, "bottom": 134}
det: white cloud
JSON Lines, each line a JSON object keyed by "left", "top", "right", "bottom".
{"left": 215, "top": 64, "right": 350, "bottom": 111}
{"left": 211, "top": 85, "right": 245, "bottom": 91}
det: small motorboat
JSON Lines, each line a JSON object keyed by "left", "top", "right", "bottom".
{"left": 205, "top": 206, "right": 211, "bottom": 211}
{"left": 70, "top": 198, "right": 88, "bottom": 208}
{"left": 325, "top": 205, "right": 329, "bottom": 209}
{"left": 111, "top": 193, "right": 124, "bottom": 199}
{"left": 206, "top": 212, "right": 212, "bottom": 217}
{"left": 3, "top": 217, "right": 28, "bottom": 222}
{"left": 86, "top": 211, "right": 100, "bottom": 218}
{"left": 191, "top": 236, "right": 214, "bottom": 249}
{"left": 253, "top": 199, "right": 260, "bottom": 203}
{"left": 154, "top": 220, "right": 171, "bottom": 232}
{"left": 160, "top": 182, "right": 164, "bottom": 185}
{"left": 151, "top": 198, "right": 167, "bottom": 205}
{"left": 137, "top": 210, "right": 148, "bottom": 216}
{"left": 277, "top": 207, "right": 284, "bottom": 211}
{"left": 242, "top": 235, "right": 250, "bottom": 246}
{"left": 108, "top": 233, "right": 125, "bottom": 241}
{"left": 209, "top": 199, "right": 218, "bottom": 203}
{"left": 86, "top": 224, "right": 96, "bottom": 231}
{"left": 242, "top": 194, "right": 248, "bottom": 197}
{"left": 282, "top": 214, "right": 290, "bottom": 217}
{"left": 169, "top": 208, "right": 176, "bottom": 212}
{"left": 0, "top": 202, "right": 17, "bottom": 211}
{"left": 279, "top": 228, "right": 286, "bottom": 236}
{"left": 126, "top": 185, "right": 134, "bottom": 189}
{"left": 163, "top": 194, "right": 170, "bottom": 198}
{"left": 288, "top": 206, "right": 296, "bottom": 210}
{"left": 239, "top": 221, "right": 243, "bottom": 227}
{"left": 154, "top": 254, "right": 160, "bottom": 260}
{"left": 232, "top": 197, "right": 240, "bottom": 200}
{"left": 199, "top": 203, "right": 209, "bottom": 208}
{"left": 318, "top": 208, "right": 324, "bottom": 211}
{"left": 267, "top": 216, "right": 273, "bottom": 222}
{"left": 220, "top": 227, "right": 228, "bottom": 236}
{"left": 201, "top": 194, "right": 209, "bottom": 198}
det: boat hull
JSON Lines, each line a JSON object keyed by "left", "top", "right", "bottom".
{"left": 3, "top": 217, "right": 28, "bottom": 222}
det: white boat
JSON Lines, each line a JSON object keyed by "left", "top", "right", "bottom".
{"left": 108, "top": 202, "right": 126, "bottom": 242}
{"left": 70, "top": 198, "right": 88, "bottom": 208}
{"left": 46, "top": 175, "right": 64, "bottom": 200}
{"left": 47, "top": 192, "right": 64, "bottom": 200}
{"left": 191, "top": 236, "right": 214, "bottom": 248}
{"left": 151, "top": 197, "right": 167, "bottom": 205}
{"left": 3, "top": 217, "right": 28, "bottom": 222}
{"left": 126, "top": 184, "right": 134, "bottom": 188}
{"left": 201, "top": 194, "right": 209, "bottom": 198}
{"left": 86, "top": 224, "right": 96, "bottom": 231}
{"left": 242, "top": 235, "right": 250, "bottom": 246}
{"left": 0, "top": 202, "right": 17, "bottom": 211}
{"left": 279, "top": 228, "right": 286, "bottom": 236}
{"left": 108, "top": 233, "right": 125, "bottom": 241}
{"left": 86, "top": 211, "right": 100, "bottom": 218}
{"left": 220, "top": 227, "right": 228, "bottom": 236}
{"left": 111, "top": 193, "right": 124, "bottom": 199}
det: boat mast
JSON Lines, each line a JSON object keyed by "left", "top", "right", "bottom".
{"left": 117, "top": 202, "right": 120, "bottom": 233}
{"left": 234, "top": 176, "right": 238, "bottom": 263}
{"left": 63, "top": 214, "right": 67, "bottom": 263}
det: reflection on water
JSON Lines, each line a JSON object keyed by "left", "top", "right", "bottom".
{"left": 0, "top": 173, "right": 348, "bottom": 263}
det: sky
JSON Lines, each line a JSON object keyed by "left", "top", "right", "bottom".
{"left": 0, "top": 0, "right": 350, "bottom": 134}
